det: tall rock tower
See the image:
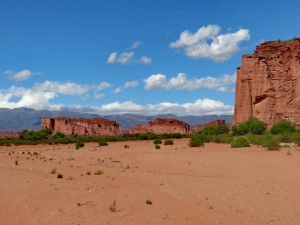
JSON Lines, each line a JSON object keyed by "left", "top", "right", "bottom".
{"left": 234, "top": 38, "right": 300, "bottom": 127}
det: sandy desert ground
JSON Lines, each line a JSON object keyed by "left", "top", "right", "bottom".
{"left": 1, "top": 138, "right": 300, "bottom": 225}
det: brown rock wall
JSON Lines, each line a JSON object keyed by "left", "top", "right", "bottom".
{"left": 129, "top": 118, "right": 190, "bottom": 135}
{"left": 41, "top": 117, "right": 122, "bottom": 136}
{"left": 234, "top": 38, "right": 300, "bottom": 127}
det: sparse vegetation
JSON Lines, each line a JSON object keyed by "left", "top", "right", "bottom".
{"left": 155, "top": 144, "right": 161, "bottom": 149}
{"left": 231, "top": 137, "right": 250, "bottom": 148}
{"left": 164, "top": 139, "right": 174, "bottom": 145}
{"left": 263, "top": 136, "right": 280, "bottom": 150}
{"left": 153, "top": 139, "right": 162, "bottom": 144}
{"left": 57, "top": 174, "right": 63, "bottom": 179}
{"left": 86, "top": 171, "right": 91, "bottom": 175}
{"left": 99, "top": 138, "right": 108, "bottom": 146}
{"left": 124, "top": 144, "right": 129, "bottom": 148}
{"left": 145, "top": 199, "right": 153, "bottom": 205}
{"left": 189, "top": 133, "right": 205, "bottom": 147}
{"left": 51, "top": 168, "right": 56, "bottom": 174}
{"left": 75, "top": 140, "right": 84, "bottom": 149}
{"left": 109, "top": 200, "right": 117, "bottom": 212}
{"left": 94, "top": 169, "right": 103, "bottom": 175}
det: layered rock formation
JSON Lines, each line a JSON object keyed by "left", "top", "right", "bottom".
{"left": 234, "top": 38, "right": 300, "bottom": 127}
{"left": 41, "top": 117, "right": 122, "bottom": 136}
{"left": 129, "top": 118, "right": 190, "bottom": 135}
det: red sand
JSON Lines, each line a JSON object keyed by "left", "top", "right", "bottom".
{"left": 1, "top": 139, "right": 300, "bottom": 225}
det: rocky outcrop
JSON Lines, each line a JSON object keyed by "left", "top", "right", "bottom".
{"left": 129, "top": 118, "right": 190, "bottom": 135}
{"left": 191, "top": 120, "right": 226, "bottom": 133}
{"left": 234, "top": 38, "right": 300, "bottom": 127}
{"left": 41, "top": 117, "right": 122, "bottom": 136}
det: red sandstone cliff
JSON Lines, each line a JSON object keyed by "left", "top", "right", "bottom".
{"left": 234, "top": 38, "right": 300, "bottom": 127}
{"left": 41, "top": 117, "right": 122, "bottom": 136}
{"left": 129, "top": 118, "right": 190, "bottom": 135}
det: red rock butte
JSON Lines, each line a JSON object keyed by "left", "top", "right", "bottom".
{"left": 41, "top": 117, "right": 123, "bottom": 136}
{"left": 129, "top": 118, "right": 190, "bottom": 135}
{"left": 234, "top": 38, "right": 300, "bottom": 127}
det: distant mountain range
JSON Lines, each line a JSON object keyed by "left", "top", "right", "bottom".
{"left": 0, "top": 108, "right": 233, "bottom": 131}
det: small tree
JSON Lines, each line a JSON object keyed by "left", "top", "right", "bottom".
{"left": 270, "top": 120, "right": 296, "bottom": 134}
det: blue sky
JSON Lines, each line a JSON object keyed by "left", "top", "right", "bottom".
{"left": 1, "top": 0, "right": 299, "bottom": 115}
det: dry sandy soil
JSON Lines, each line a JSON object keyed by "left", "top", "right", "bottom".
{"left": 1, "top": 138, "right": 300, "bottom": 225}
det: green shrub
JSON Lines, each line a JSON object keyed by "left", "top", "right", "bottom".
{"left": 164, "top": 139, "right": 174, "bottom": 145}
{"left": 233, "top": 118, "right": 267, "bottom": 135}
{"left": 52, "top": 132, "right": 65, "bottom": 139}
{"left": 279, "top": 132, "right": 294, "bottom": 143}
{"left": 202, "top": 124, "right": 229, "bottom": 136}
{"left": 75, "top": 140, "right": 84, "bottom": 149}
{"left": 270, "top": 120, "right": 296, "bottom": 134}
{"left": 98, "top": 138, "right": 108, "bottom": 146}
{"left": 153, "top": 139, "right": 162, "bottom": 144}
{"left": 189, "top": 133, "right": 205, "bottom": 147}
{"left": 210, "top": 134, "right": 233, "bottom": 144}
{"left": 231, "top": 137, "right": 250, "bottom": 148}
{"left": 263, "top": 136, "right": 280, "bottom": 150}
{"left": 246, "top": 134, "right": 266, "bottom": 145}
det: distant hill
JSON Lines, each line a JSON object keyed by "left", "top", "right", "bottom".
{"left": 0, "top": 108, "right": 232, "bottom": 131}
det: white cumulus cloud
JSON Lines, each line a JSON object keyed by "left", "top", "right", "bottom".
{"left": 144, "top": 73, "right": 236, "bottom": 91}
{"left": 97, "top": 82, "right": 112, "bottom": 90}
{"left": 94, "top": 98, "right": 233, "bottom": 115}
{"left": 107, "top": 41, "right": 152, "bottom": 65}
{"left": 4, "top": 69, "right": 40, "bottom": 81}
{"left": 132, "top": 41, "right": 142, "bottom": 49}
{"left": 139, "top": 56, "right": 152, "bottom": 64}
{"left": 170, "top": 24, "right": 250, "bottom": 62}
{"left": 34, "top": 81, "right": 89, "bottom": 95}
{"left": 113, "top": 80, "right": 139, "bottom": 93}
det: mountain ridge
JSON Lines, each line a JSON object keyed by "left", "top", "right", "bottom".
{"left": 0, "top": 108, "right": 232, "bottom": 131}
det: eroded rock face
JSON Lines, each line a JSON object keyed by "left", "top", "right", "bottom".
{"left": 41, "top": 117, "right": 123, "bottom": 136}
{"left": 129, "top": 118, "right": 190, "bottom": 135}
{"left": 234, "top": 38, "right": 300, "bottom": 127}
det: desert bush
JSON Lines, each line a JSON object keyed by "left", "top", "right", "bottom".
{"left": 210, "top": 134, "right": 233, "bottom": 144}
{"left": 202, "top": 124, "right": 230, "bottom": 136}
{"left": 94, "top": 169, "right": 103, "bottom": 175}
{"left": 231, "top": 137, "right": 250, "bottom": 148}
{"left": 278, "top": 132, "right": 294, "bottom": 143}
{"left": 270, "top": 120, "right": 296, "bottom": 134}
{"left": 233, "top": 118, "right": 267, "bottom": 135}
{"left": 153, "top": 139, "right": 162, "bottom": 144}
{"left": 98, "top": 138, "right": 108, "bottom": 146}
{"left": 164, "top": 139, "right": 174, "bottom": 145}
{"left": 145, "top": 199, "right": 153, "bottom": 205}
{"left": 52, "top": 132, "right": 65, "bottom": 139}
{"left": 263, "top": 135, "right": 280, "bottom": 150}
{"left": 189, "top": 133, "right": 205, "bottom": 147}
{"left": 245, "top": 134, "right": 266, "bottom": 145}
{"left": 75, "top": 140, "right": 84, "bottom": 149}
{"left": 57, "top": 174, "right": 63, "bottom": 179}
{"left": 155, "top": 144, "right": 160, "bottom": 149}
